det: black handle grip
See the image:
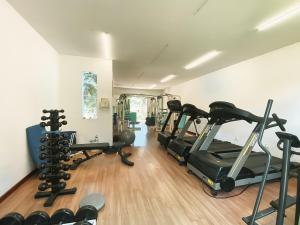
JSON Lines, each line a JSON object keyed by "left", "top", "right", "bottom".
{"left": 277, "top": 140, "right": 284, "bottom": 150}
{"left": 42, "top": 109, "right": 64, "bottom": 113}
{"left": 43, "top": 109, "right": 51, "bottom": 113}
{"left": 272, "top": 113, "right": 286, "bottom": 131}
{"left": 61, "top": 120, "right": 68, "bottom": 125}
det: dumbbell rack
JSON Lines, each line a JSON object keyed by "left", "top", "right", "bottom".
{"left": 35, "top": 109, "right": 77, "bottom": 207}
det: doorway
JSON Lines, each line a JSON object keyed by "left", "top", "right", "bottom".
{"left": 129, "top": 96, "right": 148, "bottom": 123}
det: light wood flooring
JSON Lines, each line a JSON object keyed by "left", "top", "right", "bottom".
{"left": 0, "top": 126, "right": 298, "bottom": 225}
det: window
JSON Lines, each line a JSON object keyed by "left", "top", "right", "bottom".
{"left": 82, "top": 72, "right": 97, "bottom": 119}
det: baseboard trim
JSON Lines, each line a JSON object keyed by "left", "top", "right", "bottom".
{"left": 0, "top": 169, "right": 38, "bottom": 203}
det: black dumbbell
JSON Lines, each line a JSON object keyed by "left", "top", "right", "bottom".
{"left": 40, "top": 145, "right": 49, "bottom": 151}
{"left": 40, "top": 136, "right": 48, "bottom": 143}
{"left": 57, "top": 146, "right": 69, "bottom": 154}
{"left": 43, "top": 121, "right": 67, "bottom": 128}
{"left": 60, "top": 133, "right": 69, "bottom": 138}
{"left": 43, "top": 109, "right": 64, "bottom": 114}
{"left": 24, "top": 211, "right": 50, "bottom": 225}
{"left": 60, "top": 121, "right": 68, "bottom": 126}
{"left": 39, "top": 172, "right": 70, "bottom": 181}
{"left": 40, "top": 145, "right": 65, "bottom": 152}
{"left": 42, "top": 109, "right": 54, "bottom": 113}
{"left": 40, "top": 122, "right": 50, "bottom": 127}
{"left": 58, "top": 143, "right": 68, "bottom": 148}
{"left": 59, "top": 139, "right": 69, "bottom": 145}
{"left": 41, "top": 116, "right": 50, "bottom": 121}
{"left": 74, "top": 205, "right": 98, "bottom": 225}
{"left": 0, "top": 212, "right": 24, "bottom": 225}
{"left": 40, "top": 163, "right": 69, "bottom": 171}
{"left": 47, "top": 141, "right": 60, "bottom": 147}
{"left": 42, "top": 144, "right": 68, "bottom": 153}
{"left": 40, "top": 152, "right": 68, "bottom": 161}
{"left": 51, "top": 208, "right": 74, "bottom": 225}
{"left": 38, "top": 182, "right": 66, "bottom": 191}
{"left": 58, "top": 136, "right": 66, "bottom": 141}
{"left": 60, "top": 148, "right": 70, "bottom": 155}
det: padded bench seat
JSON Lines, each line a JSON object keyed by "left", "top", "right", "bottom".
{"left": 69, "top": 143, "right": 109, "bottom": 151}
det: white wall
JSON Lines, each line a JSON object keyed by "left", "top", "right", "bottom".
{"left": 59, "top": 55, "right": 113, "bottom": 144}
{"left": 0, "top": 0, "right": 59, "bottom": 196}
{"left": 166, "top": 42, "right": 300, "bottom": 160}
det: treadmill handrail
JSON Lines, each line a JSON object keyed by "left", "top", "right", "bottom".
{"left": 248, "top": 99, "right": 273, "bottom": 225}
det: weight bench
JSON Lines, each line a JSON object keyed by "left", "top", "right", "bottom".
{"left": 69, "top": 143, "right": 109, "bottom": 170}
{"left": 26, "top": 125, "right": 134, "bottom": 170}
{"left": 69, "top": 142, "right": 134, "bottom": 169}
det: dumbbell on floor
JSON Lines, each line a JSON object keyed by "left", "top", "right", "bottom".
{"left": 0, "top": 212, "right": 24, "bottom": 225}
{"left": 24, "top": 211, "right": 50, "bottom": 225}
{"left": 51, "top": 208, "right": 74, "bottom": 225}
{"left": 74, "top": 205, "right": 98, "bottom": 225}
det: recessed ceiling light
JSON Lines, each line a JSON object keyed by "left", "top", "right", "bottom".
{"left": 184, "top": 50, "right": 221, "bottom": 70}
{"left": 101, "top": 32, "right": 112, "bottom": 59}
{"left": 256, "top": 3, "right": 300, "bottom": 31}
{"left": 160, "top": 75, "right": 176, "bottom": 83}
{"left": 149, "top": 84, "right": 157, "bottom": 89}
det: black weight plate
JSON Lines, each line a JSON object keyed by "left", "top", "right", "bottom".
{"left": 0, "top": 212, "right": 24, "bottom": 225}
{"left": 24, "top": 211, "right": 50, "bottom": 225}
{"left": 75, "top": 205, "right": 98, "bottom": 221}
{"left": 51, "top": 208, "right": 74, "bottom": 224}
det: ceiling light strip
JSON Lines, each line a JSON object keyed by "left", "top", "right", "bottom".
{"left": 256, "top": 3, "right": 300, "bottom": 31}
{"left": 184, "top": 50, "right": 221, "bottom": 70}
{"left": 160, "top": 75, "right": 176, "bottom": 83}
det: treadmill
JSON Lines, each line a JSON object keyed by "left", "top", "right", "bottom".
{"left": 157, "top": 100, "right": 182, "bottom": 148}
{"left": 187, "top": 101, "right": 285, "bottom": 194}
{"left": 167, "top": 103, "right": 242, "bottom": 165}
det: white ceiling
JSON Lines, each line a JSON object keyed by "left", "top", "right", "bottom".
{"left": 7, "top": 0, "right": 300, "bottom": 89}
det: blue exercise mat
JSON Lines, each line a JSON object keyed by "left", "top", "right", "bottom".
{"left": 26, "top": 124, "right": 45, "bottom": 168}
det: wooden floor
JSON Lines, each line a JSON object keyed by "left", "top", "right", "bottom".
{"left": 0, "top": 126, "right": 298, "bottom": 225}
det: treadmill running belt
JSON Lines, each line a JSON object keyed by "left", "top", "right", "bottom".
{"left": 188, "top": 151, "right": 282, "bottom": 182}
